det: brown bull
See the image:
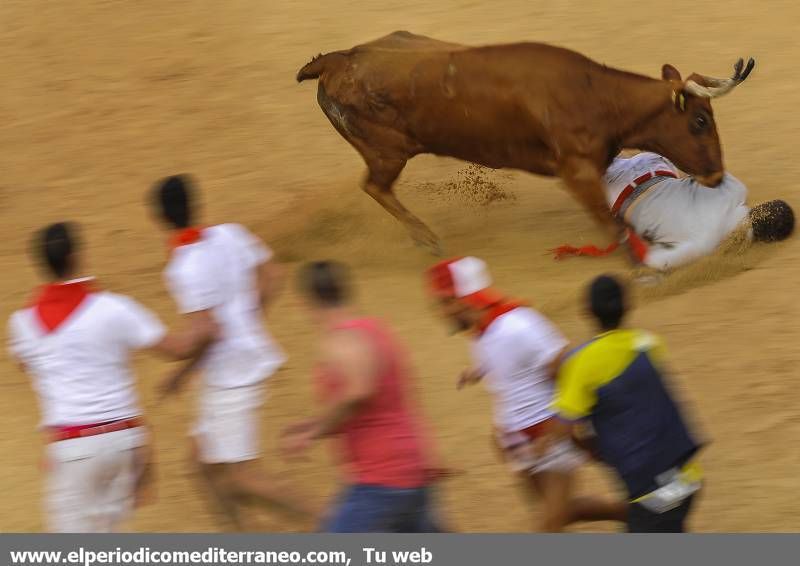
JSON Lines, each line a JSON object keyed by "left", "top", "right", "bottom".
{"left": 297, "top": 31, "right": 754, "bottom": 254}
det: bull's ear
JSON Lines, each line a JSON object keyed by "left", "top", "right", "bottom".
{"left": 662, "top": 64, "right": 682, "bottom": 81}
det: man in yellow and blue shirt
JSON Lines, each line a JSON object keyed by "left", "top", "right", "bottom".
{"left": 550, "top": 275, "right": 703, "bottom": 532}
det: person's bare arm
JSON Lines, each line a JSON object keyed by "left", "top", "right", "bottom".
{"left": 7, "top": 318, "right": 29, "bottom": 374}
{"left": 257, "top": 260, "right": 285, "bottom": 312}
{"left": 281, "top": 330, "right": 378, "bottom": 456}
{"left": 12, "top": 357, "right": 26, "bottom": 373}
{"left": 151, "top": 311, "right": 217, "bottom": 398}
{"left": 457, "top": 367, "right": 484, "bottom": 390}
{"left": 546, "top": 345, "right": 570, "bottom": 380}
{"left": 148, "top": 310, "right": 216, "bottom": 360}
{"left": 156, "top": 343, "right": 213, "bottom": 400}
{"left": 310, "top": 330, "right": 379, "bottom": 438}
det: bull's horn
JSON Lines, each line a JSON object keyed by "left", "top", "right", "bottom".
{"left": 684, "top": 57, "right": 755, "bottom": 98}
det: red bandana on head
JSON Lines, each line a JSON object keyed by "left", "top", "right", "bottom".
{"left": 169, "top": 227, "right": 204, "bottom": 250}
{"left": 31, "top": 278, "right": 97, "bottom": 333}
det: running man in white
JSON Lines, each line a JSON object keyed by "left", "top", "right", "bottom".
{"left": 426, "top": 256, "right": 626, "bottom": 531}
{"left": 151, "top": 175, "right": 312, "bottom": 529}
{"left": 605, "top": 152, "right": 794, "bottom": 270}
{"left": 7, "top": 222, "right": 214, "bottom": 532}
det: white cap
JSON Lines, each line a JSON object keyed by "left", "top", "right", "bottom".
{"left": 428, "top": 256, "right": 494, "bottom": 298}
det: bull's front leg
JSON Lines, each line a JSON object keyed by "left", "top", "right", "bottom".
{"left": 559, "top": 157, "right": 646, "bottom": 263}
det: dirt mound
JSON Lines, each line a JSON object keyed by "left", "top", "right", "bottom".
{"left": 417, "top": 164, "right": 517, "bottom": 208}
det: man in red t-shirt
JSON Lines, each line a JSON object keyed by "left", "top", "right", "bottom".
{"left": 281, "top": 261, "right": 444, "bottom": 532}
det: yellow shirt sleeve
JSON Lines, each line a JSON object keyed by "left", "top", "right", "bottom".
{"left": 552, "top": 350, "right": 598, "bottom": 420}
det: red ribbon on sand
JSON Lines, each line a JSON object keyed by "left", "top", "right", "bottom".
{"left": 551, "top": 229, "right": 649, "bottom": 263}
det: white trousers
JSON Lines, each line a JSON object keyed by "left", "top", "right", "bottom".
{"left": 193, "top": 382, "right": 265, "bottom": 464}
{"left": 45, "top": 427, "right": 146, "bottom": 533}
{"left": 496, "top": 429, "right": 585, "bottom": 475}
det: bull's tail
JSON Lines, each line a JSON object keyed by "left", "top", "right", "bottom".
{"left": 296, "top": 51, "right": 347, "bottom": 82}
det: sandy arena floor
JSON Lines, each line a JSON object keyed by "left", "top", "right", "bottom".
{"left": 1, "top": 0, "right": 799, "bottom": 532}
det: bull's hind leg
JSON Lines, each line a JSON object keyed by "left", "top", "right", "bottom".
{"left": 362, "top": 156, "right": 443, "bottom": 255}
{"left": 316, "top": 84, "right": 440, "bottom": 254}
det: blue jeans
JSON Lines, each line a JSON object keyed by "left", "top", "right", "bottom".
{"left": 324, "top": 484, "right": 442, "bottom": 533}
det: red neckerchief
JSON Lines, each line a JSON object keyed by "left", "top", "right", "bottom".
{"left": 31, "top": 278, "right": 97, "bottom": 333}
{"left": 169, "top": 226, "right": 204, "bottom": 250}
{"left": 476, "top": 299, "right": 526, "bottom": 336}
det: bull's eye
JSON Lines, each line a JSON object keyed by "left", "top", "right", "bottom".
{"left": 691, "top": 113, "right": 710, "bottom": 134}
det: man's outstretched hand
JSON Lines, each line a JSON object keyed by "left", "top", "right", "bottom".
{"left": 280, "top": 419, "right": 319, "bottom": 460}
{"left": 457, "top": 368, "right": 484, "bottom": 390}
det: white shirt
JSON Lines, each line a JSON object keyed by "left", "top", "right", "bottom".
{"left": 603, "top": 152, "right": 680, "bottom": 208}
{"left": 472, "top": 306, "right": 568, "bottom": 432}
{"left": 7, "top": 290, "right": 165, "bottom": 428}
{"left": 634, "top": 173, "right": 750, "bottom": 270}
{"left": 164, "top": 223, "right": 285, "bottom": 389}
{"left": 605, "top": 154, "right": 750, "bottom": 270}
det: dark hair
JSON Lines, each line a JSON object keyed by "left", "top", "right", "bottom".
{"left": 750, "top": 200, "right": 794, "bottom": 243}
{"left": 153, "top": 174, "right": 195, "bottom": 228}
{"left": 37, "top": 222, "right": 79, "bottom": 279}
{"left": 588, "top": 274, "right": 627, "bottom": 331}
{"left": 298, "top": 261, "right": 351, "bottom": 307}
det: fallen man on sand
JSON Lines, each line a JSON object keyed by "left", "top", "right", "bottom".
{"left": 554, "top": 151, "right": 794, "bottom": 270}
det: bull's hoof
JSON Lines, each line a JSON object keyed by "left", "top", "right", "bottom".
{"left": 410, "top": 229, "right": 444, "bottom": 256}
